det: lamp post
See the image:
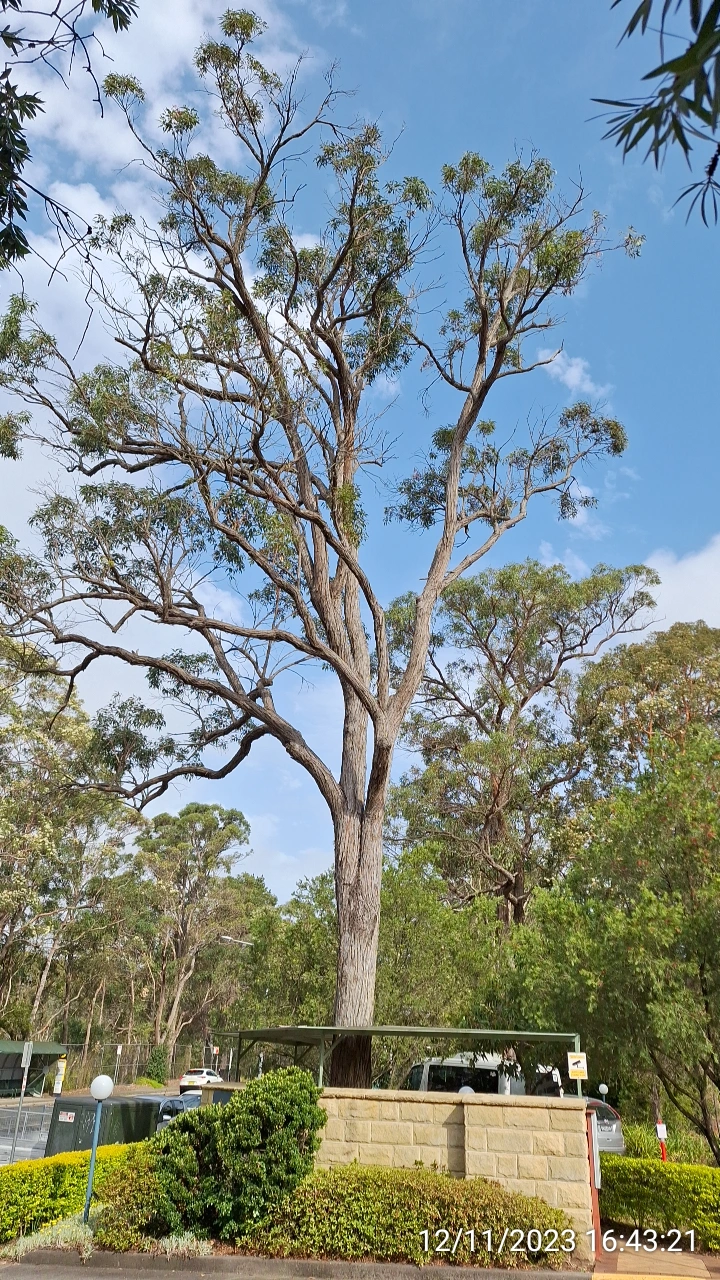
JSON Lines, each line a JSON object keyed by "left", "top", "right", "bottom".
{"left": 83, "top": 1074, "right": 114, "bottom": 1224}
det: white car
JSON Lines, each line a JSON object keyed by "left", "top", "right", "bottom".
{"left": 178, "top": 1067, "right": 224, "bottom": 1094}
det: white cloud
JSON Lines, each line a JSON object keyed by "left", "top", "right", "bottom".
{"left": 648, "top": 534, "right": 720, "bottom": 629}
{"left": 539, "top": 540, "right": 590, "bottom": 578}
{"left": 567, "top": 483, "right": 609, "bottom": 542}
{"left": 538, "top": 348, "right": 612, "bottom": 400}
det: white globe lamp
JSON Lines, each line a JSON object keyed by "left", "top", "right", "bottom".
{"left": 90, "top": 1074, "right": 114, "bottom": 1101}
{"left": 83, "top": 1074, "right": 115, "bottom": 1222}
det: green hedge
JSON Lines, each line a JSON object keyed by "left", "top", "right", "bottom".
{"left": 0, "top": 1145, "right": 130, "bottom": 1245}
{"left": 95, "top": 1066, "right": 326, "bottom": 1249}
{"left": 244, "top": 1164, "right": 573, "bottom": 1267}
{"left": 600, "top": 1154, "right": 720, "bottom": 1250}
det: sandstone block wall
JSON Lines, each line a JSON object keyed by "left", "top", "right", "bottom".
{"left": 200, "top": 1081, "right": 594, "bottom": 1259}
{"left": 319, "top": 1089, "right": 593, "bottom": 1257}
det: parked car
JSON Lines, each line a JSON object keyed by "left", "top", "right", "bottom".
{"left": 178, "top": 1067, "right": 223, "bottom": 1093}
{"left": 586, "top": 1097, "right": 626, "bottom": 1154}
{"left": 155, "top": 1093, "right": 201, "bottom": 1130}
{"left": 402, "top": 1053, "right": 562, "bottom": 1096}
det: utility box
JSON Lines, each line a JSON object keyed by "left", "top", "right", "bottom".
{"left": 44, "top": 1096, "right": 160, "bottom": 1156}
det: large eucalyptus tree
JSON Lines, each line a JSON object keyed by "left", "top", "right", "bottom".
{"left": 0, "top": 10, "right": 638, "bottom": 1082}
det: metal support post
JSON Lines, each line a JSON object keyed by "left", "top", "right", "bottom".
{"left": 83, "top": 1100, "right": 103, "bottom": 1223}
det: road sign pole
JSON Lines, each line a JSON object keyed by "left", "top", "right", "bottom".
{"left": 9, "top": 1040, "right": 33, "bottom": 1164}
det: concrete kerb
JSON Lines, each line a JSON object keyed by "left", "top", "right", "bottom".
{"left": 7, "top": 1252, "right": 593, "bottom": 1278}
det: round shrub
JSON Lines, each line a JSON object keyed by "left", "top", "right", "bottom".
{"left": 143, "top": 1046, "right": 169, "bottom": 1085}
{"left": 245, "top": 1164, "right": 574, "bottom": 1267}
{"left": 95, "top": 1066, "right": 326, "bottom": 1248}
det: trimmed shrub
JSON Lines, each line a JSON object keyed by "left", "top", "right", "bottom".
{"left": 95, "top": 1066, "right": 326, "bottom": 1249}
{"left": 600, "top": 1154, "right": 720, "bottom": 1250}
{"left": 143, "top": 1046, "right": 168, "bottom": 1085}
{"left": 0, "top": 1145, "right": 129, "bottom": 1244}
{"left": 245, "top": 1164, "right": 574, "bottom": 1267}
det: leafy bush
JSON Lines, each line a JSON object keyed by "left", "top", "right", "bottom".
{"left": 95, "top": 1067, "right": 326, "bottom": 1249}
{"left": 144, "top": 1046, "right": 169, "bottom": 1085}
{"left": 600, "top": 1154, "right": 720, "bottom": 1250}
{"left": 244, "top": 1164, "right": 573, "bottom": 1267}
{"left": 622, "top": 1122, "right": 714, "bottom": 1165}
{"left": 0, "top": 1145, "right": 129, "bottom": 1244}
{"left": 134, "top": 1076, "right": 163, "bottom": 1089}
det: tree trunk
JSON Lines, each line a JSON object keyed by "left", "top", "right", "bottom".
{"left": 330, "top": 749, "right": 389, "bottom": 1087}
{"left": 29, "top": 935, "right": 61, "bottom": 1031}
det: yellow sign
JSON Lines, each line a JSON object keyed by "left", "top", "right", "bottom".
{"left": 567, "top": 1051, "right": 588, "bottom": 1080}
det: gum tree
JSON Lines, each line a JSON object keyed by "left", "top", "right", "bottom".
{"left": 388, "top": 560, "right": 657, "bottom": 925}
{"left": 0, "top": 11, "right": 636, "bottom": 1083}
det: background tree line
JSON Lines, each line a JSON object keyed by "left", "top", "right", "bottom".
{"left": 3, "top": 562, "right": 720, "bottom": 1158}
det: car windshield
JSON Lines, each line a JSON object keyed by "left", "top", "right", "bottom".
{"left": 590, "top": 1103, "right": 619, "bottom": 1124}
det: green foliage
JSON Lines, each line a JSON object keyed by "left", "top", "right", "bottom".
{"left": 388, "top": 559, "right": 657, "bottom": 922}
{"left": 488, "top": 726, "right": 720, "bottom": 1159}
{"left": 601, "top": 0, "right": 720, "bottom": 221}
{"left": 623, "top": 1122, "right": 715, "bottom": 1165}
{"left": 600, "top": 1154, "right": 720, "bottom": 1248}
{"left": 144, "top": 1046, "right": 169, "bottom": 1085}
{"left": 96, "top": 1067, "right": 326, "bottom": 1247}
{"left": 0, "top": 1145, "right": 129, "bottom": 1244}
{"left": 0, "top": 2, "right": 137, "bottom": 266}
{"left": 245, "top": 1164, "right": 572, "bottom": 1266}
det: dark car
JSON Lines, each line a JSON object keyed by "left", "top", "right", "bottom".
{"left": 136, "top": 1092, "right": 202, "bottom": 1131}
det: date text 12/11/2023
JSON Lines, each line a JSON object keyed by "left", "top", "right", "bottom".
{"left": 420, "top": 1228, "right": 697, "bottom": 1255}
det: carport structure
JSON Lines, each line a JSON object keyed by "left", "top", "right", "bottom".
{"left": 229, "top": 1025, "right": 584, "bottom": 1095}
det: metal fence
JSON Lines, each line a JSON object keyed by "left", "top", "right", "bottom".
{"left": 0, "top": 1102, "right": 53, "bottom": 1141}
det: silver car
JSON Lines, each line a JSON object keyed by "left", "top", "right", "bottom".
{"left": 587, "top": 1097, "right": 625, "bottom": 1154}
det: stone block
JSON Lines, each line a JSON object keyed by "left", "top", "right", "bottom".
{"left": 464, "top": 1104, "right": 504, "bottom": 1129}
{"left": 497, "top": 1153, "right": 518, "bottom": 1178}
{"left": 378, "top": 1100, "right": 400, "bottom": 1120}
{"left": 428, "top": 1101, "right": 465, "bottom": 1124}
{"left": 532, "top": 1179, "right": 558, "bottom": 1207}
{"left": 410, "top": 1122, "right": 444, "bottom": 1146}
{"left": 344, "top": 1119, "right": 372, "bottom": 1143}
{"left": 485, "top": 1126, "right": 533, "bottom": 1154}
{"left": 549, "top": 1108, "right": 584, "bottom": 1131}
{"left": 322, "top": 1117, "right": 347, "bottom": 1142}
{"left": 532, "top": 1130, "right": 565, "bottom": 1156}
{"left": 561, "top": 1130, "right": 589, "bottom": 1157}
{"left": 464, "top": 1125, "right": 487, "bottom": 1152}
{"left": 547, "top": 1155, "right": 588, "bottom": 1182}
{"left": 503, "top": 1106, "right": 549, "bottom": 1129}
{"left": 501, "top": 1177, "right": 536, "bottom": 1198}
{"left": 320, "top": 1097, "right": 338, "bottom": 1117}
{"left": 555, "top": 1181, "right": 592, "bottom": 1209}
{"left": 392, "top": 1144, "right": 423, "bottom": 1168}
{"left": 357, "top": 1142, "right": 393, "bottom": 1166}
{"left": 417, "top": 1145, "right": 448, "bottom": 1169}
{"left": 343, "top": 1098, "right": 377, "bottom": 1119}
{"left": 517, "top": 1154, "right": 549, "bottom": 1181}
{"left": 370, "top": 1120, "right": 414, "bottom": 1145}
{"left": 466, "top": 1151, "right": 497, "bottom": 1178}
{"left": 319, "top": 1140, "right": 359, "bottom": 1164}
{"left": 399, "top": 1101, "right": 436, "bottom": 1122}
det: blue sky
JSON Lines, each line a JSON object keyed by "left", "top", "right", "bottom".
{"left": 3, "top": 0, "right": 719, "bottom": 899}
